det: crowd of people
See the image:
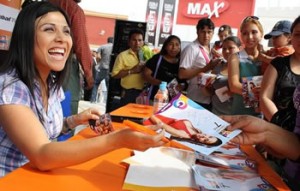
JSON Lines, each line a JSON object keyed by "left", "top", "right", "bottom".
{"left": 84, "top": 12, "right": 300, "bottom": 189}
{"left": 0, "top": 0, "right": 299, "bottom": 190}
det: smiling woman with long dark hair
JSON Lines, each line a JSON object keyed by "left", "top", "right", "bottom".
{"left": 0, "top": 1, "right": 165, "bottom": 177}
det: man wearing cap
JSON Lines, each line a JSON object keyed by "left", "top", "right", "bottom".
{"left": 259, "top": 20, "right": 294, "bottom": 73}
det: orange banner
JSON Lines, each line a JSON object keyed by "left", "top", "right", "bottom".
{"left": 0, "top": 0, "right": 21, "bottom": 50}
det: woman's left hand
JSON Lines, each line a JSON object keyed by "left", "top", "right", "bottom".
{"left": 74, "top": 108, "right": 101, "bottom": 126}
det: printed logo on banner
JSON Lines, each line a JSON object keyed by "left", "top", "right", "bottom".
{"left": 145, "top": 0, "right": 160, "bottom": 46}
{"left": 0, "top": 4, "right": 19, "bottom": 32}
{"left": 176, "top": 0, "right": 255, "bottom": 33}
{"left": 182, "top": 0, "right": 229, "bottom": 19}
{"left": 158, "top": 0, "right": 175, "bottom": 47}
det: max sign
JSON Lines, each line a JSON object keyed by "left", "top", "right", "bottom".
{"left": 182, "top": 0, "right": 229, "bottom": 19}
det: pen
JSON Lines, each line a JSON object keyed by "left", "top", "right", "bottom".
{"left": 123, "top": 120, "right": 169, "bottom": 143}
{"left": 123, "top": 120, "right": 194, "bottom": 151}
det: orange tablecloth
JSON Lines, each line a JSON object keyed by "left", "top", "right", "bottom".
{"left": 0, "top": 123, "right": 132, "bottom": 191}
{"left": 0, "top": 104, "right": 291, "bottom": 191}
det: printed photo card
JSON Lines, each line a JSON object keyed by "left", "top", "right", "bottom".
{"left": 144, "top": 93, "right": 241, "bottom": 155}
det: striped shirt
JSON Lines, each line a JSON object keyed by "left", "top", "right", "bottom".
{"left": 0, "top": 71, "right": 64, "bottom": 176}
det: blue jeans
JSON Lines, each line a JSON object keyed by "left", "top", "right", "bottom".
{"left": 90, "top": 69, "right": 109, "bottom": 102}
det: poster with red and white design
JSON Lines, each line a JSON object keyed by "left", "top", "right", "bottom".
{"left": 158, "top": 0, "right": 175, "bottom": 47}
{"left": 145, "top": 0, "right": 160, "bottom": 46}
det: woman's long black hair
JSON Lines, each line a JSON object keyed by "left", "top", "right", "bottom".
{"left": 0, "top": 1, "right": 73, "bottom": 122}
{"left": 159, "top": 35, "right": 181, "bottom": 59}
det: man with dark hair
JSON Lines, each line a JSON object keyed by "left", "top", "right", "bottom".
{"left": 179, "top": 18, "right": 222, "bottom": 111}
{"left": 90, "top": 37, "right": 114, "bottom": 102}
{"left": 111, "top": 28, "right": 145, "bottom": 107}
{"left": 48, "top": 0, "right": 94, "bottom": 114}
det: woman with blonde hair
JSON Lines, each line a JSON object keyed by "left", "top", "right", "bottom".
{"left": 228, "top": 16, "right": 263, "bottom": 116}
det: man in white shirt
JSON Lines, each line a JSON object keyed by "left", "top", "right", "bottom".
{"left": 179, "top": 18, "right": 222, "bottom": 110}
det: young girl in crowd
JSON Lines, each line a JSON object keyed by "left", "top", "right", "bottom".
{"left": 211, "top": 36, "right": 242, "bottom": 115}
{"left": 228, "top": 16, "right": 263, "bottom": 116}
{"left": 211, "top": 25, "right": 233, "bottom": 59}
{"left": 0, "top": 2, "right": 165, "bottom": 177}
{"left": 259, "top": 20, "right": 294, "bottom": 73}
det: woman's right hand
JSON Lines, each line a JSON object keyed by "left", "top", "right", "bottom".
{"left": 113, "top": 128, "right": 166, "bottom": 151}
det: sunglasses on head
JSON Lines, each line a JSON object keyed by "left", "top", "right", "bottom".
{"left": 242, "top": 16, "right": 259, "bottom": 23}
{"left": 22, "top": 0, "right": 48, "bottom": 8}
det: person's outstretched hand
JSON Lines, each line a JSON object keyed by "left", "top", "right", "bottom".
{"left": 220, "top": 115, "right": 267, "bottom": 145}
{"left": 221, "top": 115, "right": 299, "bottom": 159}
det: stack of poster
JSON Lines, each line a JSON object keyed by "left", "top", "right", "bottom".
{"left": 121, "top": 94, "right": 277, "bottom": 190}
{"left": 192, "top": 143, "right": 275, "bottom": 190}
{"left": 122, "top": 145, "right": 276, "bottom": 191}
{"left": 122, "top": 147, "right": 198, "bottom": 191}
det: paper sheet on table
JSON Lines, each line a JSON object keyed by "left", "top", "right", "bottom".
{"left": 122, "top": 147, "right": 198, "bottom": 191}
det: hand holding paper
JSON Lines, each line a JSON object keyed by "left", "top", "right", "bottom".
{"left": 123, "top": 120, "right": 193, "bottom": 151}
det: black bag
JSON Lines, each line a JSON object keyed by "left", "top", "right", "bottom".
{"left": 270, "top": 102, "right": 296, "bottom": 132}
